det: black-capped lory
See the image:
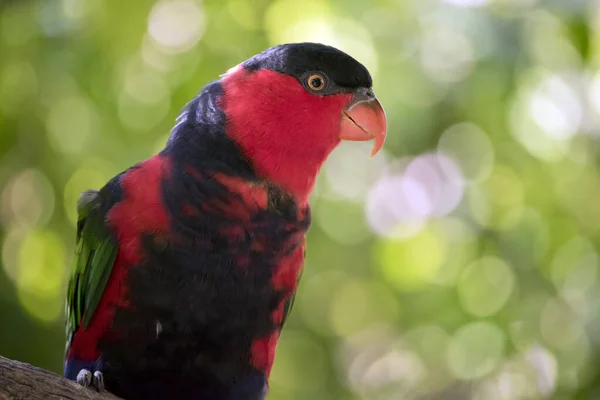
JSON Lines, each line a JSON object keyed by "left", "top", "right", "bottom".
{"left": 64, "top": 43, "right": 387, "bottom": 400}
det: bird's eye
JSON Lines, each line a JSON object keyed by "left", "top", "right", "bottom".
{"left": 307, "top": 74, "right": 326, "bottom": 91}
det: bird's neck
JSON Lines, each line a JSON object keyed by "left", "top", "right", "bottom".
{"left": 236, "top": 139, "right": 334, "bottom": 205}
{"left": 164, "top": 78, "right": 342, "bottom": 204}
{"left": 220, "top": 69, "right": 347, "bottom": 204}
{"left": 162, "top": 81, "right": 256, "bottom": 181}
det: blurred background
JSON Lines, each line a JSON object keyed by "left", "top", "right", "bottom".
{"left": 0, "top": 0, "right": 599, "bottom": 399}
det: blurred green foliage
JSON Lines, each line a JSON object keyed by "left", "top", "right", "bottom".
{"left": 1, "top": 0, "right": 600, "bottom": 399}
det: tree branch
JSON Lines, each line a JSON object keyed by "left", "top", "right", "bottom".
{"left": 0, "top": 356, "right": 121, "bottom": 400}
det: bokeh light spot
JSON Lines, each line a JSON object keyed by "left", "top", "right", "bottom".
{"left": 118, "top": 67, "right": 170, "bottom": 131}
{"left": 298, "top": 270, "right": 347, "bottom": 336}
{"left": 366, "top": 154, "right": 465, "bottom": 239}
{"left": 17, "top": 229, "right": 66, "bottom": 323}
{"left": 550, "top": 236, "right": 596, "bottom": 285}
{"left": 405, "top": 325, "right": 453, "bottom": 391}
{"left": 447, "top": 322, "right": 505, "bottom": 380}
{"left": 362, "top": 349, "right": 426, "bottom": 394}
{"left": 525, "top": 344, "right": 558, "bottom": 397}
{"left": 458, "top": 257, "right": 515, "bottom": 317}
{"left": 227, "top": 0, "right": 260, "bottom": 30}
{"left": 471, "top": 165, "right": 525, "bottom": 230}
{"left": 419, "top": 22, "right": 475, "bottom": 83}
{"left": 377, "top": 224, "right": 447, "bottom": 291}
{"left": 509, "top": 69, "right": 579, "bottom": 161}
{"left": 315, "top": 199, "right": 371, "bottom": 246}
{"left": 403, "top": 153, "right": 464, "bottom": 216}
{"left": 1, "top": 169, "right": 55, "bottom": 229}
{"left": 529, "top": 75, "right": 581, "bottom": 141}
{"left": 148, "top": 0, "right": 205, "bottom": 54}
{"left": 366, "top": 172, "right": 426, "bottom": 239}
{"left": 524, "top": 10, "right": 581, "bottom": 71}
{"left": 125, "top": 69, "right": 170, "bottom": 106}
{"left": 502, "top": 207, "right": 551, "bottom": 269}
{"left": 437, "top": 122, "right": 494, "bottom": 183}
{"left": 561, "top": 251, "right": 598, "bottom": 317}
{"left": 329, "top": 279, "right": 399, "bottom": 337}
{"left": 46, "top": 95, "right": 96, "bottom": 154}
{"left": 323, "top": 141, "right": 387, "bottom": 202}
{"left": 433, "top": 217, "right": 478, "bottom": 286}
{"left": 2, "top": 225, "right": 27, "bottom": 283}
{"left": 341, "top": 329, "right": 428, "bottom": 396}
{"left": 0, "top": 60, "right": 38, "bottom": 116}
{"left": 60, "top": 0, "right": 98, "bottom": 23}
{"left": 540, "top": 298, "right": 584, "bottom": 351}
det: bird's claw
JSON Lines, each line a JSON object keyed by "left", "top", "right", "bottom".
{"left": 76, "top": 369, "right": 92, "bottom": 387}
{"left": 76, "top": 369, "right": 104, "bottom": 392}
{"left": 93, "top": 371, "right": 105, "bottom": 391}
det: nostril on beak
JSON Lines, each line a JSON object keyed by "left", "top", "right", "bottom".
{"left": 352, "top": 87, "right": 376, "bottom": 104}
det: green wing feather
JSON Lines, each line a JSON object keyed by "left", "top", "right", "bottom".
{"left": 65, "top": 189, "right": 119, "bottom": 345}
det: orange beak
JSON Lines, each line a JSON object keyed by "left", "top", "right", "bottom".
{"left": 339, "top": 88, "right": 387, "bottom": 157}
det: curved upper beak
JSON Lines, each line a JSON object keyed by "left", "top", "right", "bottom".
{"left": 340, "top": 88, "right": 387, "bottom": 157}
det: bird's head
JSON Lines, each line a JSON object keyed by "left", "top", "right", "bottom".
{"left": 219, "top": 42, "right": 387, "bottom": 203}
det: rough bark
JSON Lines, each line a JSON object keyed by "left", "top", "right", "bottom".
{"left": 0, "top": 356, "right": 121, "bottom": 400}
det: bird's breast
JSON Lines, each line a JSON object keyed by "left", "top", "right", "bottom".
{"left": 99, "top": 169, "right": 310, "bottom": 392}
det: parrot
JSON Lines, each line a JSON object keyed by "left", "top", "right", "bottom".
{"left": 63, "top": 42, "right": 387, "bottom": 400}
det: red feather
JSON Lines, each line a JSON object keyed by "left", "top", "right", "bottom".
{"left": 221, "top": 68, "right": 352, "bottom": 204}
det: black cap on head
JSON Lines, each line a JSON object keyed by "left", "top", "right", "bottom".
{"left": 242, "top": 42, "right": 373, "bottom": 92}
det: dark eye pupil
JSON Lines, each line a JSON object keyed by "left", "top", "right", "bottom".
{"left": 311, "top": 77, "right": 323, "bottom": 88}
